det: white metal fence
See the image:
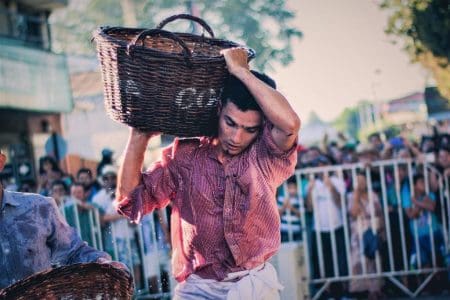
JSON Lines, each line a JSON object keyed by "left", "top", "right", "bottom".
{"left": 61, "top": 158, "right": 449, "bottom": 299}
{"left": 60, "top": 200, "right": 174, "bottom": 299}
{"left": 279, "top": 158, "right": 449, "bottom": 299}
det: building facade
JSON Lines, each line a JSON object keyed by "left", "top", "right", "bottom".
{"left": 0, "top": 0, "right": 72, "bottom": 187}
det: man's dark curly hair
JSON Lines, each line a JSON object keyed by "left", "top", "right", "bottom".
{"left": 221, "top": 70, "right": 276, "bottom": 112}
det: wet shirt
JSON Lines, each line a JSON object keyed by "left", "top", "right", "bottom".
{"left": 0, "top": 190, "right": 110, "bottom": 289}
{"left": 118, "top": 122, "right": 297, "bottom": 282}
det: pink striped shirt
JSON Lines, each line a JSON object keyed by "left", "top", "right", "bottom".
{"left": 117, "top": 122, "right": 297, "bottom": 282}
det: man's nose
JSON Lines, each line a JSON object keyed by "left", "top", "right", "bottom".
{"left": 231, "top": 128, "right": 244, "bottom": 144}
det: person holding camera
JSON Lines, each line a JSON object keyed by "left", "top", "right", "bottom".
{"left": 305, "top": 155, "right": 348, "bottom": 298}
{"left": 348, "top": 171, "right": 384, "bottom": 299}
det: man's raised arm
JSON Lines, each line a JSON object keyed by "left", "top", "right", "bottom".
{"left": 221, "top": 48, "right": 301, "bottom": 151}
{"left": 116, "top": 129, "right": 159, "bottom": 202}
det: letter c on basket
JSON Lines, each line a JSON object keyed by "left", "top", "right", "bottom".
{"left": 175, "top": 88, "right": 197, "bottom": 110}
{"left": 175, "top": 88, "right": 219, "bottom": 110}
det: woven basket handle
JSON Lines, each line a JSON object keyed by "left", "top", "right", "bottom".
{"left": 157, "top": 14, "right": 215, "bottom": 38}
{"left": 127, "top": 29, "right": 192, "bottom": 61}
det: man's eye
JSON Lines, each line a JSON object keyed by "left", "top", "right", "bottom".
{"left": 247, "top": 128, "right": 258, "bottom": 133}
{"left": 226, "top": 120, "right": 235, "bottom": 127}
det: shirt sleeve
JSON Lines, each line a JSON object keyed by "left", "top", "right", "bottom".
{"left": 401, "top": 184, "right": 412, "bottom": 209}
{"left": 46, "top": 198, "right": 110, "bottom": 265}
{"left": 117, "top": 140, "right": 184, "bottom": 223}
{"left": 256, "top": 121, "right": 298, "bottom": 187}
{"left": 347, "top": 192, "right": 355, "bottom": 213}
{"left": 429, "top": 192, "right": 436, "bottom": 201}
{"left": 331, "top": 176, "right": 346, "bottom": 195}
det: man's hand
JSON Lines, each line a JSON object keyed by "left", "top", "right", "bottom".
{"left": 116, "top": 128, "right": 160, "bottom": 203}
{"left": 96, "top": 258, "right": 130, "bottom": 273}
{"left": 283, "top": 197, "right": 291, "bottom": 209}
{"left": 323, "top": 173, "right": 333, "bottom": 189}
{"left": 444, "top": 168, "right": 450, "bottom": 178}
{"left": 307, "top": 179, "right": 316, "bottom": 193}
{"left": 130, "top": 128, "right": 160, "bottom": 140}
{"left": 77, "top": 201, "right": 95, "bottom": 211}
{"left": 220, "top": 47, "right": 250, "bottom": 77}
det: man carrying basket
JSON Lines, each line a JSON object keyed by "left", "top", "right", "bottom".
{"left": 116, "top": 48, "right": 301, "bottom": 299}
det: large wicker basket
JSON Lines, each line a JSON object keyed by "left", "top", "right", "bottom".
{"left": 0, "top": 263, "right": 133, "bottom": 299}
{"left": 93, "top": 14, "right": 255, "bottom": 137}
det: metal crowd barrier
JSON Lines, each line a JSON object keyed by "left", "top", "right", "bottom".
{"left": 59, "top": 158, "right": 449, "bottom": 299}
{"left": 279, "top": 158, "right": 449, "bottom": 299}
{"left": 60, "top": 201, "right": 174, "bottom": 299}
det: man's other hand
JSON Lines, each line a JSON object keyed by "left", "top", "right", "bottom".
{"left": 220, "top": 47, "right": 250, "bottom": 76}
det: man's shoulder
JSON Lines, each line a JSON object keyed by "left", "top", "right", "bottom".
{"left": 92, "top": 189, "right": 108, "bottom": 201}
{"left": 6, "top": 190, "right": 56, "bottom": 210}
{"left": 92, "top": 189, "right": 112, "bottom": 209}
{"left": 174, "top": 137, "right": 204, "bottom": 150}
{"left": 165, "top": 137, "right": 206, "bottom": 158}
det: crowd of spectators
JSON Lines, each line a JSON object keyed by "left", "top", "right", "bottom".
{"left": 1, "top": 123, "right": 449, "bottom": 298}
{"left": 5, "top": 150, "right": 171, "bottom": 292}
{"left": 277, "top": 125, "right": 450, "bottom": 299}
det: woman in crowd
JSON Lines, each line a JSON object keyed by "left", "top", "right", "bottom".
{"left": 37, "top": 155, "right": 63, "bottom": 196}
{"left": 348, "top": 171, "right": 384, "bottom": 299}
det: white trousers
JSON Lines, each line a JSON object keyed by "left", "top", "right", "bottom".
{"left": 173, "top": 263, "right": 283, "bottom": 300}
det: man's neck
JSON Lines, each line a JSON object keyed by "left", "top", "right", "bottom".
{"left": 216, "top": 147, "right": 230, "bottom": 164}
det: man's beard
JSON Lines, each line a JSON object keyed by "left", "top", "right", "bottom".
{"left": 82, "top": 182, "right": 93, "bottom": 190}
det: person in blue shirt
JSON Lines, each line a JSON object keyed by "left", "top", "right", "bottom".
{"left": 0, "top": 151, "right": 126, "bottom": 289}
{"left": 403, "top": 173, "right": 445, "bottom": 268}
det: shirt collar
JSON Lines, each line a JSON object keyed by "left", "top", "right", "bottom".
{"left": 207, "top": 138, "right": 222, "bottom": 162}
{"left": 1, "top": 189, "right": 21, "bottom": 209}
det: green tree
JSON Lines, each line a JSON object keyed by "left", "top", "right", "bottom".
{"left": 332, "top": 107, "right": 360, "bottom": 139}
{"left": 50, "top": 0, "right": 302, "bottom": 71}
{"left": 306, "top": 111, "right": 325, "bottom": 125}
{"left": 380, "top": 0, "right": 450, "bottom": 100}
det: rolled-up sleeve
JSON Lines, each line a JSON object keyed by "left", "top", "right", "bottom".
{"left": 256, "top": 121, "right": 298, "bottom": 187}
{"left": 117, "top": 142, "right": 180, "bottom": 223}
{"left": 46, "top": 199, "right": 110, "bottom": 265}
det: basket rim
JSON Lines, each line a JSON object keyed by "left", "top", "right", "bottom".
{"left": 0, "top": 262, "right": 133, "bottom": 297}
{"left": 93, "top": 26, "right": 255, "bottom": 62}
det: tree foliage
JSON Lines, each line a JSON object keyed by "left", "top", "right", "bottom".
{"left": 332, "top": 107, "right": 360, "bottom": 139}
{"left": 380, "top": 0, "right": 450, "bottom": 100}
{"left": 50, "top": 0, "right": 302, "bottom": 71}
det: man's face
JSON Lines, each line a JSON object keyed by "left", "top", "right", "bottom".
{"left": 102, "top": 173, "right": 117, "bottom": 190}
{"left": 217, "top": 102, "right": 262, "bottom": 156}
{"left": 438, "top": 149, "right": 449, "bottom": 168}
{"left": 71, "top": 185, "right": 85, "bottom": 201}
{"left": 370, "top": 135, "right": 382, "bottom": 149}
{"left": 77, "top": 172, "right": 92, "bottom": 186}
{"left": 397, "top": 148, "right": 411, "bottom": 159}
{"left": 287, "top": 183, "right": 297, "bottom": 197}
{"left": 51, "top": 184, "right": 66, "bottom": 199}
{"left": 398, "top": 165, "right": 407, "bottom": 180}
{"left": 415, "top": 179, "right": 425, "bottom": 194}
